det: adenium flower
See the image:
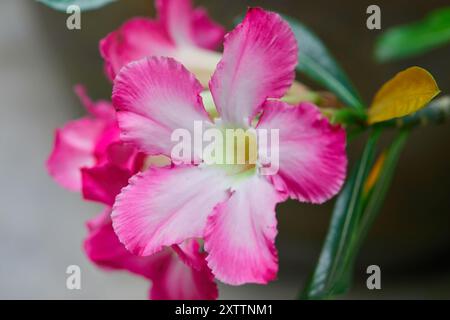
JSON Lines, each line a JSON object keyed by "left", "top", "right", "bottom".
{"left": 46, "top": 85, "right": 118, "bottom": 191}
{"left": 85, "top": 211, "right": 217, "bottom": 300}
{"left": 111, "top": 8, "right": 347, "bottom": 285}
{"left": 101, "top": 0, "right": 316, "bottom": 105}
{"left": 100, "top": 0, "right": 225, "bottom": 86}
{"left": 47, "top": 86, "right": 217, "bottom": 299}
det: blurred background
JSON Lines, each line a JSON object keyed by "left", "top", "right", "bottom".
{"left": 1, "top": 0, "right": 449, "bottom": 299}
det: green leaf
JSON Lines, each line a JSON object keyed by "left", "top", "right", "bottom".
{"left": 333, "top": 131, "right": 409, "bottom": 293}
{"left": 375, "top": 7, "right": 450, "bottom": 62}
{"left": 37, "top": 0, "right": 116, "bottom": 11}
{"left": 302, "top": 129, "right": 410, "bottom": 300}
{"left": 357, "top": 130, "right": 410, "bottom": 243}
{"left": 301, "top": 129, "right": 381, "bottom": 299}
{"left": 283, "top": 15, "right": 364, "bottom": 110}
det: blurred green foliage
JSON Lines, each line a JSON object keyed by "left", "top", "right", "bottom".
{"left": 375, "top": 7, "right": 450, "bottom": 62}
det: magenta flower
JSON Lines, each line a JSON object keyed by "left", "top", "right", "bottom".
{"left": 100, "top": 0, "right": 225, "bottom": 85}
{"left": 111, "top": 8, "right": 347, "bottom": 285}
{"left": 47, "top": 86, "right": 217, "bottom": 299}
{"left": 85, "top": 212, "right": 217, "bottom": 300}
{"left": 46, "top": 85, "right": 118, "bottom": 191}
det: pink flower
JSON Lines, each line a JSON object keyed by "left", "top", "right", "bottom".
{"left": 111, "top": 8, "right": 347, "bottom": 285}
{"left": 46, "top": 85, "right": 117, "bottom": 191}
{"left": 85, "top": 211, "right": 217, "bottom": 299}
{"left": 100, "top": 0, "right": 225, "bottom": 86}
{"left": 47, "top": 86, "right": 218, "bottom": 299}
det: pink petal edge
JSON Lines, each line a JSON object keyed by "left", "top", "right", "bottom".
{"left": 112, "top": 56, "right": 212, "bottom": 159}
{"left": 111, "top": 165, "right": 230, "bottom": 257}
{"left": 204, "top": 175, "right": 287, "bottom": 285}
{"left": 209, "top": 7, "right": 297, "bottom": 126}
{"left": 257, "top": 100, "right": 347, "bottom": 204}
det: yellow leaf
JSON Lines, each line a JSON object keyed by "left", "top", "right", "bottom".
{"left": 368, "top": 66, "right": 440, "bottom": 124}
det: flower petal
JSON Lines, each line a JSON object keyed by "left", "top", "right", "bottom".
{"left": 84, "top": 210, "right": 168, "bottom": 279}
{"left": 150, "top": 239, "right": 218, "bottom": 300}
{"left": 103, "top": 142, "right": 144, "bottom": 172}
{"left": 112, "top": 57, "right": 212, "bottom": 158}
{"left": 204, "top": 175, "right": 286, "bottom": 285}
{"left": 112, "top": 165, "right": 230, "bottom": 256}
{"left": 156, "top": 0, "right": 224, "bottom": 50}
{"left": 191, "top": 7, "right": 225, "bottom": 50}
{"left": 85, "top": 211, "right": 217, "bottom": 299}
{"left": 257, "top": 100, "right": 347, "bottom": 203}
{"left": 91, "top": 123, "right": 120, "bottom": 163}
{"left": 209, "top": 8, "right": 297, "bottom": 126}
{"left": 46, "top": 118, "right": 105, "bottom": 191}
{"left": 74, "top": 84, "right": 116, "bottom": 121}
{"left": 172, "top": 239, "right": 206, "bottom": 271}
{"left": 156, "top": 0, "right": 194, "bottom": 46}
{"left": 81, "top": 164, "right": 131, "bottom": 206}
{"left": 82, "top": 142, "right": 143, "bottom": 206}
{"left": 150, "top": 254, "right": 218, "bottom": 300}
{"left": 99, "top": 18, "right": 174, "bottom": 80}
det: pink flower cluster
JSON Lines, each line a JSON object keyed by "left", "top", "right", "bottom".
{"left": 47, "top": 0, "right": 347, "bottom": 299}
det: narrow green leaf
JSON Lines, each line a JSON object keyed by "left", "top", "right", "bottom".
{"left": 375, "top": 7, "right": 450, "bottom": 62}
{"left": 37, "top": 0, "right": 116, "bottom": 11}
{"left": 283, "top": 15, "right": 364, "bottom": 110}
{"left": 357, "top": 130, "right": 410, "bottom": 242}
{"left": 301, "top": 129, "right": 381, "bottom": 299}
{"left": 326, "top": 130, "right": 409, "bottom": 298}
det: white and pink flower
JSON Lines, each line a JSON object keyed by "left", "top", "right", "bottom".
{"left": 111, "top": 8, "right": 347, "bottom": 286}
{"left": 100, "top": 0, "right": 225, "bottom": 86}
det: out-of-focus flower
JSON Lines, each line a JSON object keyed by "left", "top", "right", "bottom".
{"left": 100, "top": 0, "right": 326, "bottom": 105}
{"left": 84, "top": 210, "right": 217, "bottom": 300}
{"left": 46, "top": 85, "right": 117, "bottom": 191}
{"left": 100, "top": 0, "right": 225, "bottom": 86}
{"left": 111, "top": 8, "right": 347, "bottom": 285}
{"left": 47, "top": 86, "right": 218, "bottom": 299}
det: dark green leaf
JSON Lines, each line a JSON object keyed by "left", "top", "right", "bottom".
{"left": 37, "top": 0, "right": 116, "bottom": 11}
{"left": 333, "top": 131, "right": 410, "bottom": 289}
{"left": 301, "top": 129, "right": 381, "bottom": 299}
{"left": 357, "top": 130, "right": 410, "bottom": 242}
{"left": 283, "top": 15, "right": 364, "bottom": 110}
{"left": 302, "top": 129, "right": 409, "bottom": 300}
{"left": 375, "top": 7, "right": 450, "bottom": 62}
